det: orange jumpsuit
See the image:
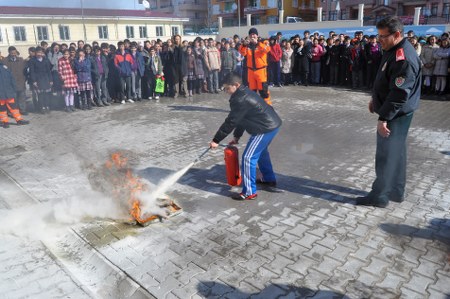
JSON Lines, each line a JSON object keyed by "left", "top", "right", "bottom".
{"left": 0, "top": 98, "right": 23, "bottom": 124}
{"left": 239, "top": 40, "right": 272, "bottom": 105}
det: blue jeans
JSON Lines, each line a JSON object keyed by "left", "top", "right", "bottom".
{"left": 208, "top": 70, "right": 219, "bottom": 92}
{"left": 311, "top": 61, "right": 321, "bottom": 84}
{"left": 241, "top": 128, "right": 279, "bottom": 195}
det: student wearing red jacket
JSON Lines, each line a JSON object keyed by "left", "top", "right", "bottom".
{"left": 268, "top": 36, "right": 282, "bottom": 87}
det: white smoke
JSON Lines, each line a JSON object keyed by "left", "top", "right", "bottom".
{"left": 0, "top": 190, "right": 127, "bottom": 241}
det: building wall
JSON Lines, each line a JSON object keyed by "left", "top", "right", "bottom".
{"left": 0, "top": 16, "right": 185, "bottom": 54}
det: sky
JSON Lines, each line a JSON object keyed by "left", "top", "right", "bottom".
{"left": 0, "top": 0, "right": 146, "bottom": 9}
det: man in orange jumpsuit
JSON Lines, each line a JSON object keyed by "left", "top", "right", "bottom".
{"left": 239, "top": 27, "right": 272, "bottom": 105}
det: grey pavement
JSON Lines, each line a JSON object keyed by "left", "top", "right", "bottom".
{"left": 0, "top": 85, "right": 449, "bottom": 298}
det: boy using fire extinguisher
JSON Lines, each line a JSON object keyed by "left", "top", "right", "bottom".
{"left": 209, "top": 72, "right": 282, "bottom": 200}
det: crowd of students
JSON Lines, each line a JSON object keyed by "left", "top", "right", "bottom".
{"left": 0, "top": 27, "right": 449, "bottom": 119}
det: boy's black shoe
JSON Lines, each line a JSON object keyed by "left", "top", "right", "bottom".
{"left": 390, "top": 197, "right": 404, "bottom": 203}
{"left": 232, "top": 193, "right": 258, "bottom": 201}
{"left": 2, "top": 122, "right": 9, "bottom": 128}
{"left": 16, "top": 120, "right": 29, "bottom": 125}
{"left": 256, "top": 179, "right": 277, "bottom": 187}
{"left": 355, "top": 196, "right": 388, "bottom": 208}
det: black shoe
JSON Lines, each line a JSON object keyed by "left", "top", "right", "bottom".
{"left": 214, "top": 90, "right": 219, "bottom": 94}
{"left": 16, "top": 120, "right": 29, "bottom": 125}
{"left": 256, "top": 179, "right": 277, "bottom": 187}
{"left": 102, "top": 101, "right": 110, "bottom": 106}
{"left": 390, "top": 197, "right": 404, "bottom": 203}
{"left": 232, "top": 193, "right": 258, "bottom": 201}
{"left": 2, "top": 122, "right": 9, "bottom": 128}
{"left": 20, "top": 110, "right": 28, "bottom": 115}
{"left": 355, "top": 196, "right": 388, "bottom": 208}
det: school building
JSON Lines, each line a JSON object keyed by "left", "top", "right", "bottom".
{"left": 0, "top": 6, "right": 188, "bottom": 54}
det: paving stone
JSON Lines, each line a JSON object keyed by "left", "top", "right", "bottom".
{"left": 429, "top": 272, "right": 450, "bottom": 295}
{"left": 376, "top": 271, "right": 408, "bottom": 293}
{"left": 402, "top": 273, "right": 435, "bottom": 296}
{"left": 287, "top": 256, "right": 318, "bottom": 276}
{"left": 265, "top": 254, "right": 295, "bottom": 275}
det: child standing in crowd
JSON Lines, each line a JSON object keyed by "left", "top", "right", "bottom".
{"left": 48, "top": 43, "right": 63, "bottom": 105}
{"left": 433, "top": 38, "right": 450, "bottom": 96}
{"left": 193, "top": 39, "right": 207, "bottom": 94}
{"left": 144, "top": 47, "right": 163, "bottom": 100}
{"left": 74, "top": 49, "right": 94, "bottom": 110}
{"left": 29, "top": 46, "right": 53, "bottom": 113}
{"left": 329, "top": 39, "right": 341, "bottom": 86}
{"left": 182, "top": 46, "right": 197, "bottom": 98}
{"left": 420, "top": 35, "right": 439, "bottom": 94}
{"left": 91, "top": 46, "right": 110, "bottom": 106}
{"left": 268, "top": 37, "right": 282, "bottom": 87}
{"left": 205, "top": 39, "right": 221, "bottom": 94}
{"left": 0, "top": 60, "right": 29, "bottom": 128}
{"left": 220, "top": 41, "right": 236, "bottom": 87}
{"left": 24, "top": 47, "right": 38, "bottom": 111}
{"left": 130, "top": 43, "right": 145, "bottom": 101}
{"left": 364, "top": 35, "right": 382, "bottom": 90}
{"left": 114, "top": 41, "right": 135, "bottom": 104}
{"left": 296, "top": 39, "right": 310, "bottom": 86}
{"left": 310, "top": 38, "right": 324, "bottom": 85}
{"left": 281, "top": 41, "right": 294, "bottom": 85}
{"left": 58, "top": 49, "right": 78, "bottom": 112}
{"left": 350, "top": 41, "right": 365, "bottom": 89}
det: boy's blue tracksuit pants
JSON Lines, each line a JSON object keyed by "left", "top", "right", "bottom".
{"left": 241, "top": 128, "right": 279, "bottom": 196}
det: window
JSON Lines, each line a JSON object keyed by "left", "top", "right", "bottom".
{"left": 36, "top": 26, "right": 48, "bottom": 41}
{"left": 0, "top": 28, "right": 3, "bottom": 42}
{"left": 329, "top": 11, "right": 338, "bottom": 21}
{"left": 13, "top": 26, "right": 26, "bottom": 41}
{"left": 156, "top": 26, "right": 163, "bottom": 36}
{"left": 267, "top": 16, "right": 278, "bottom": 24}
{"left": 171, "top": 26, "right": 179, "bottom": 36}
{"left": 443, "top": 3, "right": 450, "bottom": 16}
{"left": 126, "top": 26, "right": 135, "bottom": 38}
{"left": 139, "top": 26, "right": 148, "bottom": 38}
{"left": 292, "top": 0, "right": 298, "bottom": 8}
{"left": 431, "top": 3, "right": 438, "bottom": 16}
{"left": 98, "top": 26, "right": 108, "bottom": 39}
{"left": 59, "top": 25, "right": 70, "bottom": 40}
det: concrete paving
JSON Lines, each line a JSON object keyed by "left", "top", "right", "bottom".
{"left": 0, "top": 85, "right": 449, "bottom": 299}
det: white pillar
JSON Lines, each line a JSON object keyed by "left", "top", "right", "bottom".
{"left": 358, "top": 4, "right": 364, "bottom": 21}
{"left": 218, "top": 16, "right": 223, "bottom": 29}
{"left": 317, "top": 7, "right": 323, "bottom": 22}
{"left": 247, "top": 14, "right": 252, "bottom": 26}
{"left": 414, "top": 7, "right": 421, "bottom": 25}
{"left": 279, "top": 9, "right": 284, "bottom": 24}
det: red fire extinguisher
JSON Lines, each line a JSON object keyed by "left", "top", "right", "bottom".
{"left": 224, "top": 145, "right": 242, "bottom": 186}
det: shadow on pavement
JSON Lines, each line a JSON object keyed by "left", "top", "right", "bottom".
{"left": 196, "top": 281, "right": 350, "bottom": 299}
{"left": 379, "top": 218, "right": 450, "bottom": 246}
{"left": 440, "top": 151, "right": 450, "bottom": 156}
{"left": 168, "top": 105, "right": 229, "bottom": 113}
{"left": 138, "top": 164, "right": 365, "bottom": 203}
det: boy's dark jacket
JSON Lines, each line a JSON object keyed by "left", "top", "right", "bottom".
{"left": 213, "top": 85, "right": 282, "bottom": 143}
{"left": 0, "top": 63, "right": 17, "bottom": 99}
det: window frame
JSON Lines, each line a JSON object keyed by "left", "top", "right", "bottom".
{"left": 171, "top": 26, "right": 179, "bottom": 36}
{"left": 36, "top": 26, "right": 48, "bottom": 41}
{"left": 13, "top": 26, "right": 27, "bottom": 42}
{"left": 139, "top": 26, "right": 148, "bottom": 38}
{"left": 156, "top": 26, "right": 163, "bottom": 37}
{"left": 59, "top": 25, "right": 71, "bottom": 40}
{"left": 126, "top": 26, "right": 135, "bottom": 38}
{"left": 98, "top": 25, "right": 109, "bottom": 39}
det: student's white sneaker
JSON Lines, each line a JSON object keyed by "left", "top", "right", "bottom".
{"left": 148, "top": 97, "right": 153, "bottom": 100}
{"left": 155, "top": 96, "right": 160, "bottom": 100}
{"left": 121, "top": 100, "right": 126, "bottom": 104}
{"left": 127, "top": 99, "right": 134, "bottom": 103}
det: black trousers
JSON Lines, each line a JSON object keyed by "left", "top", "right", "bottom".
{"left": 368, "top": 113, "right": 414, "bottom": 204}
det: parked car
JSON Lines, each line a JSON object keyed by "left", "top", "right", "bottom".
{"left": 286, "top": 16, "right": 304, "bottom": 23}
{"left": 184, "top": 28, "right": 198, "bottom": 36}
{"left": 198, "top": 28, "right": 219, "bottom": 35}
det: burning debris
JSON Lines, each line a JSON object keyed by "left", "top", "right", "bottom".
{"left": 101, "top": 152, "right": 182, "bottom": 226}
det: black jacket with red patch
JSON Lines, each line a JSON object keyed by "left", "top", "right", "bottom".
{"left": 372, "top": 38, "right": 422, "bottom": 121}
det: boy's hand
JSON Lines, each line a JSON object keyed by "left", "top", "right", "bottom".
{"left": 229, "top": 137, "right": 239, "bottom": 145}
{"left": 209, "top": 141, "right": 219, "bottom": 149}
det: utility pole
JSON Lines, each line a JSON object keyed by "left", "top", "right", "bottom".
{"left": 81, "top": 0, "right": 87, "bottom": 41}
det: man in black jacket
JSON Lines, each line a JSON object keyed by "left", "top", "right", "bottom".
{"left": 209, "top": 73, "right": 282, "bottom": 200}
{"left": 356, "top": 16, "right": 421, "bottom": 208}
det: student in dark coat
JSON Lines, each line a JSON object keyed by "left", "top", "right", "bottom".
{"left": 91, "top": 46, "right": 110, "bottom": 106}
{"left": 29, "top": 47, "right": 53, "bottom": 113}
